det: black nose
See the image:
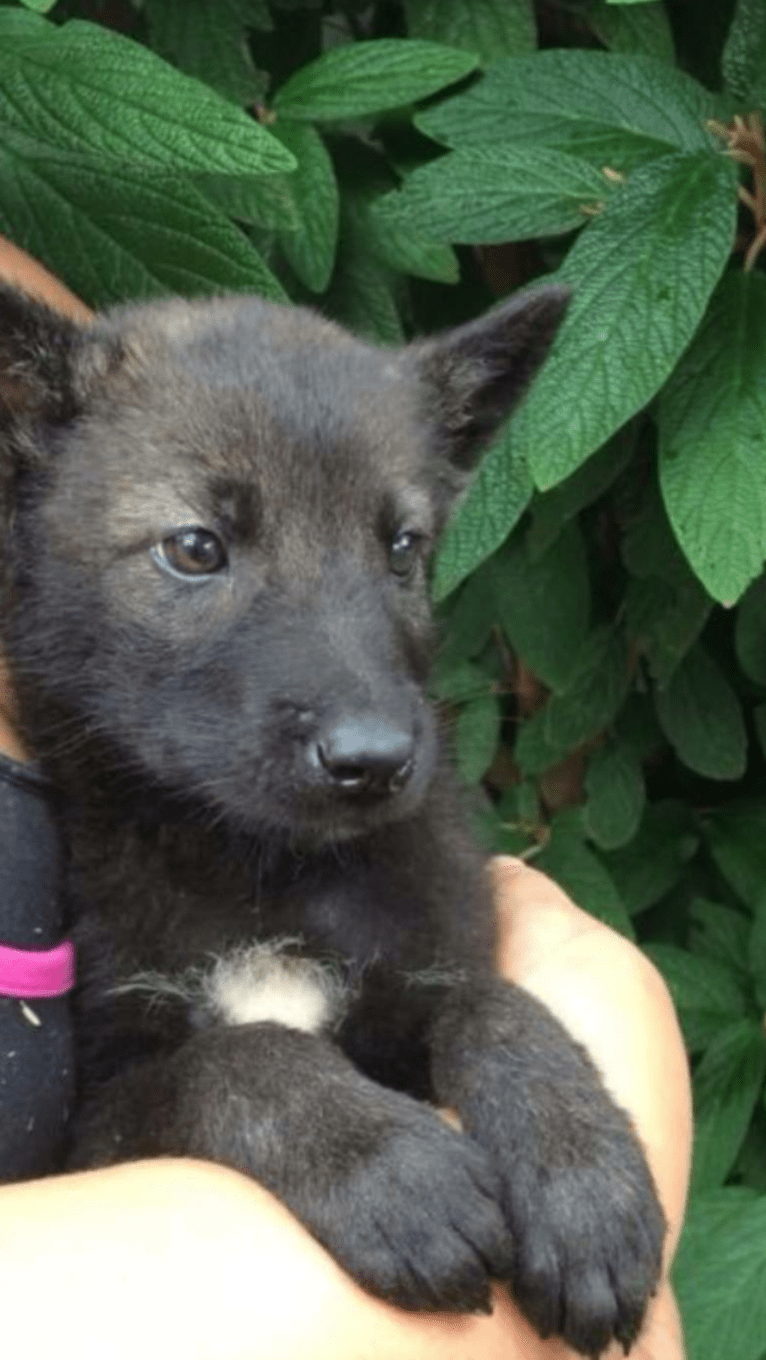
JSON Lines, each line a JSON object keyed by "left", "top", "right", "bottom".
{"left": 315, "top": 718, "right": 415, "bottom": 795}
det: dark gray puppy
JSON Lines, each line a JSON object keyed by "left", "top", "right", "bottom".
{"left": 0, "top": 283, "right": 664, "bottom": 1357}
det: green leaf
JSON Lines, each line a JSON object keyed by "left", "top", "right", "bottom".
{"left": 689, "top": 898, "right": 751, "bottom": 978}
{"left": 0, "top": 14, "right": 293, "bottom": 177}
{"left": 583, "top": 739, "right": 645, "bottom": 849}
{"left": 432, "top": 435, "right": 533, "bottom": 601}
{"left": 749, "top": 896, "right": 766, "bottom": 1011}
{"left": 660, "top": 272, "right": 766, "bottom": 607}
{"left": 435, "top": 562, "right": 497, "bottom": 669}
{"left": 643, "top": 943, "right": 750, "bottom": 1051}
{"left": 692, "top": 1019, "right": 766, "bottom": 1192}
{"left": 373, "top": 147, "right": 611, "bottom": 244}
{"left": 416, "top": 50, "right": 718, "bottom": 170}
{"left": 195, "top": 171, "right": 299, "bottom": 232}
{"left": 18, "top": 0, "right": 57, "bottom": 12}
{"left": 527, "top": 425, "right": 634, "bottom": 559}
{"left": 535, "top": 809, "right": 633, "bottom": 937}
{"left": 735, "top": 572, "right": 766, "bottom": 686}
{"left": 363, "top": 206, "right": 459, "bottom": 285}
{"left": 517, "top": 153, "right": 737, "bottom": 490}
{"left": 706, "top": 802, "right": 766, "bottom": 914}
{"left": 674, "top": 1189, "right": 766, "bottom": 1360}
{"left": 454, "top": 694, "right": 502, "bottom": 783}
{"left": 0, "top": 142, "right": 287, "bottom": 309}
{"left": 272, "top": 120, "right": 339, "bottom": 293}
{"left": 273, "top": 39, "right": 478, "bottom": 122}
{"left": 654, "top": 642, "right": 747, "bottom": 781}
{"left": 490, "top": 520, "right": 590, "bottom": 691}
{"left": 723, "top": 0, "right": 766, "bottom": 108}
{"left": 403, "top": 0, "right": 536, "bottom": 65}
{"left": 515, "top": 626, "right": 630, "bottom": 773}
{"left": 145, "top": 0, "right": 267, "bottom": 105}
{"left": 601, "top": 799, "right": 699, "bottom": 914}
{"left": 581, "top": 0, "right": 675, "bottom": 63}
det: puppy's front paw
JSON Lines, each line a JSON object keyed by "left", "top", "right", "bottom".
{"left": 500, "top": 1140, "right": 666, "bottom": 1358}
{"left": 307, "top": 1109, "right": 513, "bottom": 1315}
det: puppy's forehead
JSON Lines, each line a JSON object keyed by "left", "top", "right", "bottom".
{"left": 88, "top": 294, "right": 430, "bottom": 498}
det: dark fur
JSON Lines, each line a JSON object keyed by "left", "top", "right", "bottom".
{"left": 0, "top": 284, "right": 665, "bottom": 1357}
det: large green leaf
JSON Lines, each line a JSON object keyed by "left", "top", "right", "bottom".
{"left": 417, "top": 50, "right": 718, "bottom": 170}
{"left": 735, "top": 573, "right": 766, "bottom": 686}
{"left": 373, "top": 147, "right": 611, "bottom": 244}
{"left": 583, "top": 739, "right": 645, "bottom": 849}
{"left": 515, "top": 153, "right": 737, "bottom": 490}
{"left": 273, "top": 39, "right": 478, "bottom": 122}
{"left": 0, "top": 13, "right": 292, "bottom": 177}
{"left": 490, "top": 520, "right": 590, "bottom": 691}
{"left": 654, "top": 643, "right": 747, "bottom": 781}
{"left": 145, "top": 0, "right": 268, "bottom": 105}
{"left": 643, "top": 943, "right": 750, "bottom": 1051}
{"left": 403, "top": 0, "right": 536, "bottom": 64}
{"left": 705, "top": 802, "right": 766, "bottom": 914}
{"left": 431, "top": 435, "right": 533, "bottom": 601}
{"left": 515, "top": 626, "right": 630, "bottom": 772}
{"left": 691, "top": 1019, "right": 766, "bottom": 1192}
{"left": 535, "top": 809, "right": 633, "bottom": 937}
{"left": 0, "top": 141, "right": 286, "bottom": 309}
{"left": 602, "top": 800, "right": 698, "bottom": 915}
{"left": 581, "top": 0, "right": 674, "bottom": 62}
{"left": 454, "top": 694, "right": 502, "bottom": 783}
{"left": 273, "top": 119, "right": 339, "bottom": 293}
{"left": 674, "top": 1189, "right": 766, "bottom": 1360}
{"left": 527, "top": 425, "right": 635, "bottom": 558}
{"left": 723, "top": 0, "right": 766, "bottom": 108}
{"left": 660, "top": 272, "right": 766, "bottom": 606}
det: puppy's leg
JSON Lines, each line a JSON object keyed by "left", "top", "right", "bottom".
{"left": 430, "top": 980, "right": 666, "bottom": 1358}
{"left": 69, "top": 1023, "right": 513, "bottom": 1314}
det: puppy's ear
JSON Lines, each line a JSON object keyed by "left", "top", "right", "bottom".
{"left": 0, "top": 284, "right": 90, "bottom": 428}
{"left": 412, "top": 282, "right": 570, "bottom": 473}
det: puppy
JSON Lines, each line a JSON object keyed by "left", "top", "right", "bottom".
{"left": 0, "top": 283, "right": 664, "bottom": 1357}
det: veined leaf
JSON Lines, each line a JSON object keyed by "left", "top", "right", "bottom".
{"left": 516, "top": 153, "right": 737, "bottom": 490}
{"left": 432, "top": 435, "right": 533, "bottom": 601}
{"left": 490, "top": 520, "right": 590, "bottom": 692}
{"left": 273, "top": 39, "right": 478, "bottom": 122}
{"left": 659, "top": 272, "right": 766, "bottom": 607}
{"left": 654, "top": 643, "right": 747, "bottom": 781}
{"left": 145, "top": 0, "right": 268, "bottom": 105}
{"left": 583, "top": 739, "right": 645, "bottom": 849}
{"left": 643, "top": 943, "right": 749, "bottom": 1051}
{"left": 602, "top": 800, "right": 698, "bottom": 916}
{"left": 403, "top": 0, "right": 536, "bottom": 65}
{"left": 691, "top": 1019, "right": 766, "bottom": 1192}
{"left": 735, "top": 573, "right": 766, "bottom": 686}
{"left": 455, "top": 694, "right": 502, "bottom": 784}
{"left": 723, "top": 0, "right": 766, "bottom": 108}
{"left": 535, "top": 809, "right": 633, "bottom": 937}
{"left": 515, "top": 626, "right": 630, "bottom": 773}
{"left": 0, "top": 13, "right": 293, "bottom": 176}
{"left": 373, "top": 147, "right": 611, "bottom": 244}
{"left": 417, "top": 50, "right": 718, "bottom": 171}
{"left": 705, "top": 802, "right": 766, "bottom": 915}
{"left": 582, "top": 0, "right": 674, "bottom": 63}
{"left": 273, "top": 119, "right": 339, "bottom": 293}
{"left": 0, "top": 141, "right": 286, "bottom": 309}
{"left": 674, "top": 1190, "right": 766, "bottom": 1360}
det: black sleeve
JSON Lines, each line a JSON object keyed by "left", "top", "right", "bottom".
{"left": 0, "top": 755, "right": 75, "bottom": 1181}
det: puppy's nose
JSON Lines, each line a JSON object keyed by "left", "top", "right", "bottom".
{"left": 315, "top": 718, "right": 415, "bottom": 795}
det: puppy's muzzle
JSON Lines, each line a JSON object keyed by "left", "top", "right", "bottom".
{"left": 313, "top": 717, "right": 415, "bottom": 796}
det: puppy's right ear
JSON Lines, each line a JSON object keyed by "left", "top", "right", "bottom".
{"left": 0, "top": 284, "right": 90, "bottom": 429}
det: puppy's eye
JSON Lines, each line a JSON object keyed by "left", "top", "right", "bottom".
{"left": 389, "top": 531, "right": 421, "bottom": 580}
{"left": 153, "top": 528, "right": 228, "bottom": 580}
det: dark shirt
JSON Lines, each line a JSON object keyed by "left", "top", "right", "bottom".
{"left": 0, "top": 755, "right": 74, "bottom": 1180}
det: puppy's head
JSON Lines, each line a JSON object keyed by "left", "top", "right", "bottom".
{"left": 0, "top": 283, "right": 568, "bottom": 839}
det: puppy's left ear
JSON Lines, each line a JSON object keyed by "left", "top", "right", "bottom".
{"left": 412, "top": 282, "right": 570, "bottom": 473}
{"left": 0, "top": 284, "right": 87, "bottom": 428}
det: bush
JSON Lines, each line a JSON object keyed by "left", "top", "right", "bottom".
{"left": 1, "top": 0, "right": 765, "bottom": 1354}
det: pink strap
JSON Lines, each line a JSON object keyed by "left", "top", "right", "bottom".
{"left": 0, "top": 940, "right": 75, "bottom": 999}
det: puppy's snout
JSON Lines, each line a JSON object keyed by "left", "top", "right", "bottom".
{"left": 314, "top": 718, "right": 415, "bottom": 796}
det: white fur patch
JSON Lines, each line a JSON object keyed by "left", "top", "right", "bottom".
{"left": 112, "top": 941, "right": 347, "bottom": 1035}
{"left": 202, "top": 944, "right": 346, "bottom": 1034}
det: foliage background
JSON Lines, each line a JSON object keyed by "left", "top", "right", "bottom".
{"left": 1, "top": 0, "right": 765, "bottom": 1353}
